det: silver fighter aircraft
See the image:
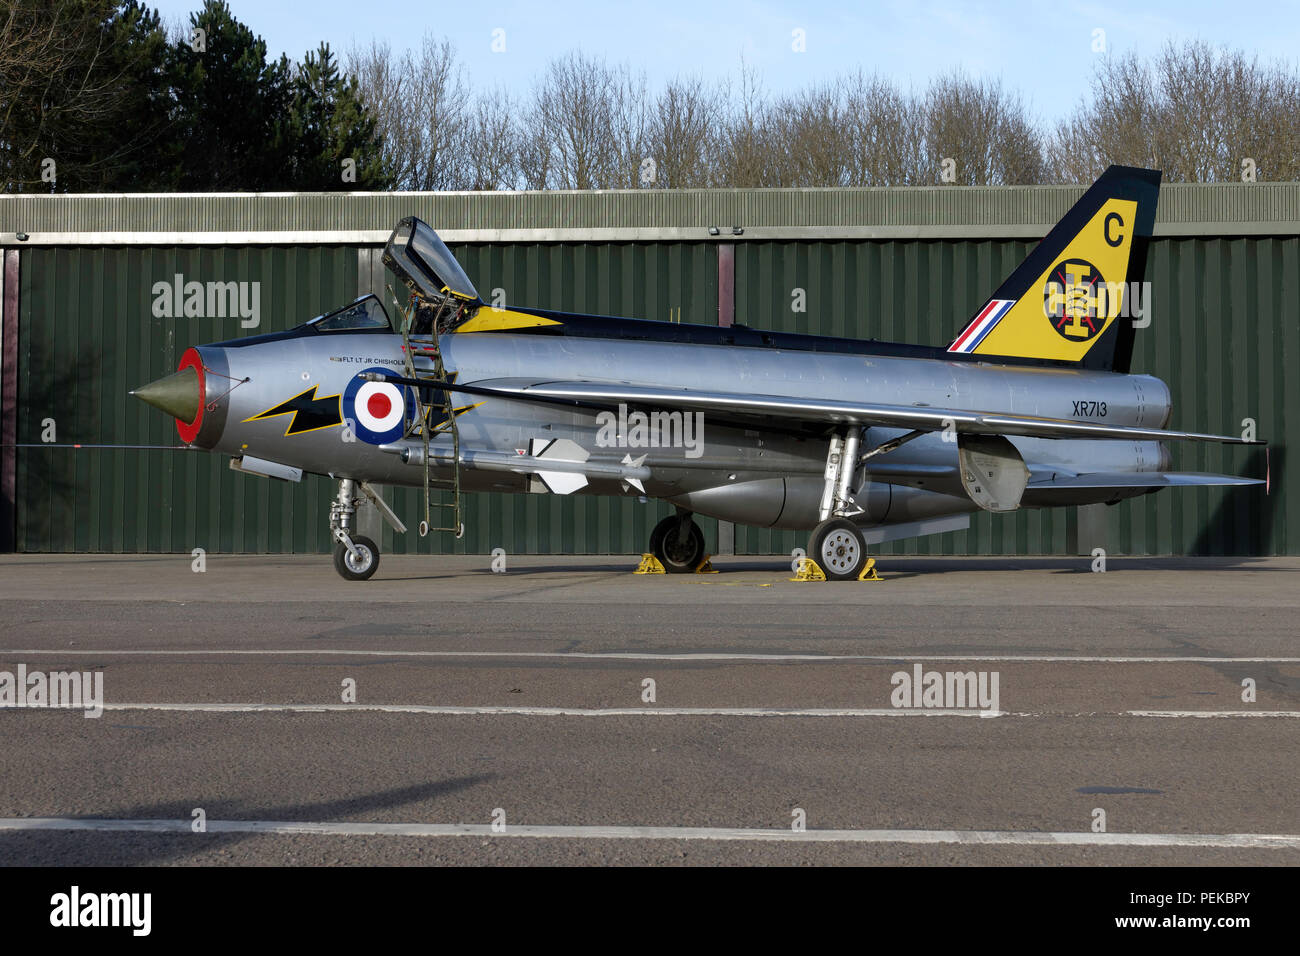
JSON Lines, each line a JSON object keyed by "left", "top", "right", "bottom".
{"left": 133, "top": 166, "right": 1264, "bottom": 580}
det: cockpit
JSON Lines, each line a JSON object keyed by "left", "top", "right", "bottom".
{"left": 307, "top": 295, "right": 392, "bottom": 332}
{"left": 282, "top": 219, "right": 481, "bottom": 341}
{"left": 382, "top": 216, "right": 482, "bottom": 334}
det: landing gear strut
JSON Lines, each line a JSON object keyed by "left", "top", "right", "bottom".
{"left": 649, "top": 512, "right": 705, "bottom": 573}
{"left": 808, "top": 429, "right": 870, "bottom": 581}
{"left": 330, "top": 478, "right": 380, "bottom": 581}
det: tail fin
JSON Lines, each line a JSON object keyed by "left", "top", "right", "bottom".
{"left": 947, "top": 165, "right": 1160, "bottom": 371}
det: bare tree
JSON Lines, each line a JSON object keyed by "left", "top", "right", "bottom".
{"left": 610, "top": 68, "right": 652, "bottom": 188}
{"left": 1160, "top": 41, "right": 1300, "bottom": 182}
{"left": 527, "top": 52, "right": 624, "bottom": 189}
{"left": 646, "top": 76, "right": 721, "bottom": 188}
{"left": 713, "top": 60, "right": 775, "bottom": 187}
{"left": 1, "top": 0, "right": 148, "bottom": 190}
{"left": 356, "top": 37, "right": 1300, "bottom": 192}
{"left": 1046, "top": 52, "right": 1158, "bottom": 183}
{"left": 921, "top": 72, "right": 1043, "bottom": 185}
{"left": 466, "top": 87, "right": 517, "bottom": 190}
{"left": 347, "top": 34, "right": 469, "bottom": 190}
{"left": 1249, "top": 67, "right": 1300, "bottom": 182}
{"left": 841, "top": 71, "right": 926, "bottom": 186}
{"left": 766, "top": 82, "right": 853, "bottom": 187}
{"left": 1046, "top": 40, "right": 1300, "bottom": 183}
{"left": 515, "top": 110, "right": 552, "bottom": 190}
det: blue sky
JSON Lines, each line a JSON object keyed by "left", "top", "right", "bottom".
{"left": 148, "top": 0, "right": 1300, "bottom": 125}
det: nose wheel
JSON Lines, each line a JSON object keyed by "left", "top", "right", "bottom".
{"left": 329, "top": 477, "right": 384, "bottom": 581}
{"left": 333, "top": 534, "right": 380, "bottom": 581}
{"left": 809, "top": 518, "right": 868, "bottom": 581}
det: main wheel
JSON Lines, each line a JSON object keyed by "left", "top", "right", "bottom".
{"left": 808, "top": 518, "right": 868, "bottom": 581}
{"left": 333, "top": 534, "right": 380, "bottom": 581}
{"left": 649, "top": 515, "right": 706, "bottom": 574}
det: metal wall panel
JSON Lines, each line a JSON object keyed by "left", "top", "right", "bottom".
{"left": 15, "top": 245, "right": 357, "bottom": 553}
{"left": 1108, "top": 237, "right": 1295, "bottom": 555}
{"left": 732, "top": 238, "right": 1290, "bottom": 556}
{"left": 6, "top": 181, "right": 1299, "bottom": 244}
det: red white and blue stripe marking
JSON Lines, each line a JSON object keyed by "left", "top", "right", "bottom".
{"left": 948, "top": 299, "right": 1015, "bottom": 353}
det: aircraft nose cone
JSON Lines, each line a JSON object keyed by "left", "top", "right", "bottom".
{"left": 131, "top": 366, "right": 201, "bottom": 424}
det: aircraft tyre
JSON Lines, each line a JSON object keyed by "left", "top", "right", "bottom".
{"left": 649, "top": 515, "right": 705, "bottom": 574}
{"left": 809, "top": 518, "right": 868, "bottom": 581}
{"left": 333, "top": 534, "right": 380, "bottom": 581}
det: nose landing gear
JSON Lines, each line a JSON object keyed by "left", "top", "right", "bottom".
{"left": 330, "top": 478, "right": 380, "bottom": 581}
{"left": 329, "top": 477, "right": 411, "bottom": 581}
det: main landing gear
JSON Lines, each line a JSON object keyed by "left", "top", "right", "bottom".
{"left": 808, "top": 429, "right": 870, "bottom": 581}
{"left": 649, "top": 512, "right": 706, "bottom": 573}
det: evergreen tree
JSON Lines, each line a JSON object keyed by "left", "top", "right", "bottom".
{"left": 285, "top": 43, "right": 388, "bottom": 189}
{"left": 166, "top": 0, "right": 293, "bottom": 190}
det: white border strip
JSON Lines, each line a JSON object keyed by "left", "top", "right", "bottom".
{"left": 4, "top": 649, "right": 1297, "bottom": 664}
{"left": 1, "top": 817, "right": 1296, "bottom": 847}
{"left": 5, "top": 222, "right": 1298, "bottom": 245}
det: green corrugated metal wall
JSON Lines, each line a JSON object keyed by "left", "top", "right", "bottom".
{"left": 1114, "top": 238, "right": 1295, "bottom": 555}
{"left": 16, "top": 246, "right": 356, "bottom": 554}
{"left": 12, "top": 236, "right": 1293, "bottom": 555}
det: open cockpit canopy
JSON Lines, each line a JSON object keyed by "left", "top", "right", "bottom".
{"left": 383, "top": 216, "right": 480, "bottom": 305}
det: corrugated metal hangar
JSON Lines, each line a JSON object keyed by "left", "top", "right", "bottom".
{"left": 1, "top": 182, "right": 1295, "bottom": 556}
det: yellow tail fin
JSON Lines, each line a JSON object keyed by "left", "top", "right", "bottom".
{"left": 948, "top": 166, "right": 1160, "bottom": 371}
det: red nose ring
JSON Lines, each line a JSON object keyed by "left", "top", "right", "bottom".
{"left": 175, "top": 347, "right": 206, "bottom": 444}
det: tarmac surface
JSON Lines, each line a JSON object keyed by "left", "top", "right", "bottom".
{"left": 0, "top": 552, "right": 1297, "bottom": 866}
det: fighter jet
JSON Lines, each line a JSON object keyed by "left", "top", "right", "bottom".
{"left": 133, "top": 166, "right": 1263, "bottom": 581}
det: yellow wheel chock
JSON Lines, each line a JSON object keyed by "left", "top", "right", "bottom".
{"left": 789, "top": 556, "right": 882, "bottom": 582}
{"left": 634, "top": 553, "right": 666, "bottom": 574}
{"left": 789, "top": 557, "right": 827, "bottom": 581}
{"left": 695, "top": 555, "right": 718, "bottom": 573}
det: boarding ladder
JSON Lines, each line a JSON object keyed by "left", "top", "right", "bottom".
{"left": 396, "top": 291, "right": 463, "bottom": 537}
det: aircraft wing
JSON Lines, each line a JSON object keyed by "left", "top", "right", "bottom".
{"left": 1028, "top": 471, "right": 1264, "bottom": 488}
{"left": 450, "top": 378, "right": 1263, "bottom": 446}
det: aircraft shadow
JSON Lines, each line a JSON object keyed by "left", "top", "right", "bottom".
{"left": 0, "top": 774, "right": 493, "bottom": 867}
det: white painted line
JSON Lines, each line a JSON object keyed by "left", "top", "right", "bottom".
{"left": 1, "top": 817, "right": 1297, "bottom": 848}
{"left": 4, "top": 649, "right": 1297, "bottom": 664}
{"left": 89, "top": 703, "right": 1005, "bottom": 718}
{"left": 1127, "top": 710, "right": 1300, "bottom": 718}
{"left": 1, "top": 702, "right": 1286, "bottom": 719}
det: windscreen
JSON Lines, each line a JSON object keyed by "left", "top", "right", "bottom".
{"left": 309, "top": 295, "right": 392, "bottom": 332}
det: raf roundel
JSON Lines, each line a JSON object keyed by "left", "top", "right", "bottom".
{"left": 344, "top": 367, "right": 411, "bottom": 444}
